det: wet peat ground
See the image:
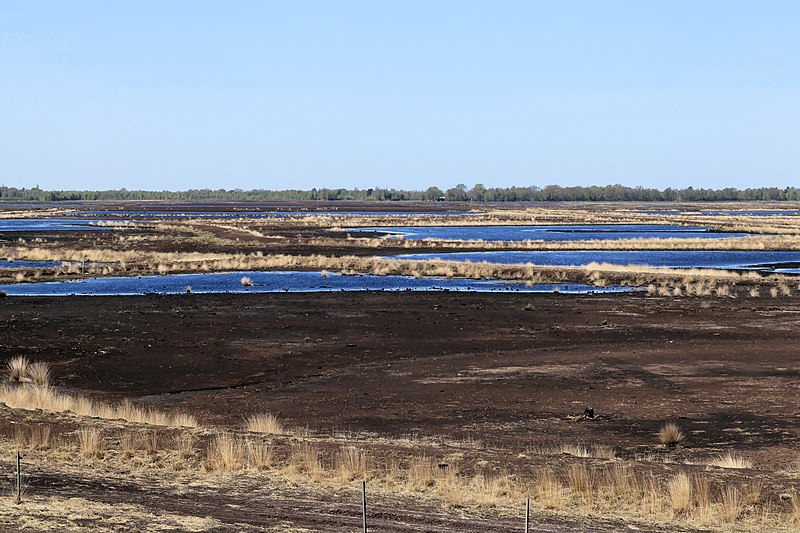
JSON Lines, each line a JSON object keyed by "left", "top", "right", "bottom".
{"left": 0, "top": 292, "right": 799, "bottom": 530}
{"left": 2, "top": 292, "right": 798, "bottom": 456}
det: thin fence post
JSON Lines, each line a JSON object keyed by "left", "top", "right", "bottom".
{"left": 524, "top": 497, "right": 529, "bottom": 533}
{"left": 361, "top": 480, "right": 367, "bottom": 533}
{"left": 16, "top": 450, "right": 21, "bottom": 503}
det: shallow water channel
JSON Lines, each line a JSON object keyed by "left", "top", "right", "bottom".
{"left": 398, "top": 250, "right": 800, "bottom": 271}
{"left": 0, "top": 271, "right": 636, "bottom": 296}
{"left": 347, "top": 224, "right": 749, "bottom": 241}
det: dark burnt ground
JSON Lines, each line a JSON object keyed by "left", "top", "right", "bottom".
{"left": 1, "top": 293, "right": 800, "bottom": 469}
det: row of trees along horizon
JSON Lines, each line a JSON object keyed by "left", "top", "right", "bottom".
{"left": 2, "top": 184, "right": 800, "bottom": 202}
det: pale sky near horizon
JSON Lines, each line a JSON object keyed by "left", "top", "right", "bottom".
{"left": 1, "top": 1, "right": 799, "bottom": 191}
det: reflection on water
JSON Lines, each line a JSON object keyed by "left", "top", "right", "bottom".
{"left": 0, "top": 271, "right": 637, "bottom": 296}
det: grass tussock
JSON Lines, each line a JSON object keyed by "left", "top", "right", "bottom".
{"left": 26, "top": 362, "right": 51, "bottom": 387}
{"left": 7, "top": 357, "right": 30, "bottom": 383}
{"left": 658, "top": 423, "right": 685, "bottom": 447}
{"left": 245, "top": 413, "right": 284, "bottom": 434}
{"left": 667, "top": 472, "right": 692, "bottom": 514}
{"left": 205, "top": 433, "right": 274, "bottom": 472}
{"left": 77, "top": 428, "right": 104, "bottom": 457}
{"left": 708, "top": 452, "right": 753, "bottom": 469}
{"left": 14, "top": 425, "right": 51, "bottom": 451}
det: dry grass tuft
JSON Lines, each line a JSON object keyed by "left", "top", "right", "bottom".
{"left": 245, "top": 439, "right": 274, "bottom": 470}
{"left": 14, "top": 425, "right": 51, "bottom": 450}
{"left": 289, "top": 443, "right": 324, "bottom": 479}
{"left": 335, "top": 446, "right": 370, "bottom": 481}
{"left": 77, "top": 427, "right": 104, "bottom": 457}
{"left": 667, "top": 472, "right": 692, "bottom": 514}
{"left": 206, "top": 433, "right": 246, "bottom": 471}
{"left": 535, "top": 470, "right": 566, "bottom": 510}
{"left": 567, "top": 463, "right": 592, "bottom": 494}
{"left": 245, "top": 413, "right": 284, "bottom": 434}
{"left": 658, "top": 422, "right": 685, "bottom": 447}
{"left": 172, "top": 433, "right": 197, "bottom": 460}
{"left": 708, "top": 452, "right": 752, "bottom": 469}
{"left": 7, "top": 357, "right": 30, "bottom": 382}
{"left": 26, "top": 362, "right": 50, "bottom": 387}
{"left": 720, "top": 486, "right": 744, "bottom": 523}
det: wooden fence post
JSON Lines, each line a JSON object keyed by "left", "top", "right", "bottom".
{"left": 16, "top": 450, "right": 21, "bottom": 503}
{"left": 524, "top": 497, "right": 529, "bottom": 532}
{"left": 361, "top": 480, "right": 368, "bottom": 533}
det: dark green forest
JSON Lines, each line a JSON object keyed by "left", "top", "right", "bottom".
{"left": 2, "top": 184, "right": 800, "bottom": 202}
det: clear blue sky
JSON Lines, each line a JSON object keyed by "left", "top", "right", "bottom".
{"left": 2, "top": 1, "right": 799, "bottom": 191}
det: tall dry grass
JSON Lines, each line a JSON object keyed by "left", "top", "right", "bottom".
{"left": 0, "top": 384, "right": 197, "bottom": 428}
{"left": 245, "top": 413, "right": 284, "bottom": 434}
{"left": 77, "top": 428, "right": 104, "bottom": 457}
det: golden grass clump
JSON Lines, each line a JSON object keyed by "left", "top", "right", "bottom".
{"left": 708, "top": 452, "right": 753, "bottom": 469}
{"left": 535, "top": 469, "right": 566, "bottom": 510}
{"left": 245, "top": 413, "right": 284, "bottom": 434}
{"left": 7, "top": 356, "right": 30, "bottom": 383}
{"left": 0, "top": 384, "right": 197, "bottom": 428}
{"left": 335, "top": 446, "right": 370, "bottom": 481}
{"left": 172, "top": 433, "right": 198, "bottom": 460}
{"left": 667, "top": 472, "right": 692, "bottom": 514}
{"left": 720, "top": 486, "right": 744, "bottom": 523}
{"left": 27, "top": 362, "right": 51, "bottom": 387}
{"left": 78, "top": 427, "right": 104, "bottom": 457}
{"left": 14, "top": 425, "right": 51, "bottom": 450}
{"left": 658, "top": 422, "right": 685, "bottom": 447}
{"left": 567, "top": 463, "right": 592, "bottom": 494}
{"left": 206, "top": 433, "right": 246, "bottom": 471}
{"left": 245, "top": 439, "right": 274, "bottom": 471}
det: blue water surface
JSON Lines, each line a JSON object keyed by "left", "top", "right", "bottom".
{"left": 397, "top": 250, "right": 800, "bottom": 270}
{"left": 0, "top": 271, "right": 635, "bottom": 296}
{"left": 0, "top": 259, "right": 62, "bottom": 269}
{"left": 0, "top": 219, "right": 110, "bottom": 232}
{"left": 348, "top": 224, "right": 749, "bottom": 241}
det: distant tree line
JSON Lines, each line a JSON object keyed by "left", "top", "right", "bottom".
{"left": 2, "top": 184, "right": 800, "bottom": 202}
